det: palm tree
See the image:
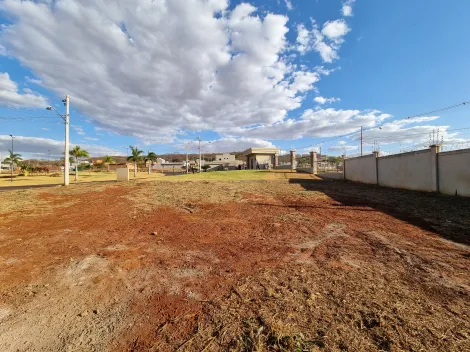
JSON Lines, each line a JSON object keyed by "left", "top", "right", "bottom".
{"left": 127, "top": 146, "right": 144, "bottom": 177}
{"left": 70, "top": 146, "right": 90, "bottom": 181}
{"left": 3, "top": 150, "right": 22, "bottom": 172}
{"left": 145, "top": 152, "right": 158, "bottom": 174}
{"left": 103, "top": 155, "right": 114, "bottom": 172}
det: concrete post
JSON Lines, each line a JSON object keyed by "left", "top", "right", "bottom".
{"left": 310, "top": 151, "right": 317, "bottom": 174}
{"left": 342, "top": 154, "right": 346, "bottom": 180}
{"left": 274, "top": 154, "right": 279, "bottom": 168}
{"left": 290, "top": 150, "right": 296, "bottom": 171}
{"left": 430, "top": 144, "right": 440, "bottom": 192}
{"left": 373, "top": 151, "right": 380, "bottom": 185}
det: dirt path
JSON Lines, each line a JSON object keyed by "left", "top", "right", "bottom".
{"left": 0, "top": 178, "right": 469, "bottom": 351}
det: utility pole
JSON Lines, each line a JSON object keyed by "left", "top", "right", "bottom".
{"left": 198, "top": 135, "right": 201, "bottom": 173}
{"left": 319, "top": 146, "right": 322, "bottom": 172}
{"left": 360, "top": 126, "right": 363, "bottom": 156}
{"left": 46, "top": 96, "right": 70, "bottom": 186}
{"left": 185, "top": 143, "right": 189, "bottom": 174}
{"left": 9, "top": 134, "right": 14, "bottom": 183}
{"left": 0, "top": 152, "right": 2, "bottom": 175}
{"left": 64, "top": 95, "right": 70, "bottom": 186}
{"left": 148, "top": 149, "right": 151, "bottom": 175}
{"left": 48, "top": 149, "right": 51, "bottom": 168}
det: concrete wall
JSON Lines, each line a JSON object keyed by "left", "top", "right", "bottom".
{"left": 215, "top": 153, "right": 235, "bottom": 162}
{"left": 438, "top": 148, "right": 470, "bottom": 196}
{"left": 247, "top": 154, "right": 273, "bottom": 169}
{"left": 344, "top": 154, "right": 377, "bottom": 184}
{"left": 342, "top": 145, "right": 470, "bottom": 196}
{"left": 116, "top": 168, "right": 129, "bottom": 182}
{"left": 377, "top": 149, "right": 435, "bottom": 192}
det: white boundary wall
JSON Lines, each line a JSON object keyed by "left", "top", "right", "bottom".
{"left": 342, "top": 145, "right": 470, "bottom": 197}
{"left": 378, "top": 149, "right": 436, "bottom": 192}
{"left": 438, "top": 148, "right": 470, "bottom": 197}
{"left": 344, "top": 153, "right": 377, "bottom": 184}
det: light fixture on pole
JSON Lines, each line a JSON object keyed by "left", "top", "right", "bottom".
{"left": 47, "top": 95, "right": 70, "bottom": 186}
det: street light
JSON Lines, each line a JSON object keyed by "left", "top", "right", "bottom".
{"left": 9, "top": 134, "right": 14, "bottom": 183}
{"left": 46, "top": 95, "right": 70, "bottom": 186}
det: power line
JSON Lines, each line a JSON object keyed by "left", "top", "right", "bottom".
{"left": 362, "top": 126, "right": 470, "bottom": 142}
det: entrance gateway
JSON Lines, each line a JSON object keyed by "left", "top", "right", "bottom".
{"left": 243, "top": 148, "right": 280, "bottom": 169}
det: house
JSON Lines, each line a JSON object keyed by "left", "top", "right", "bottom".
{"left": 214, "top": 153, "right": 235, "bottom": 162}
{"left": 243, "top": 147, "right": 280, "bottom": 169}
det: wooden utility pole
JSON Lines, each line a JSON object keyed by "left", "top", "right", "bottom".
{"left": 360, "top": 126, "right": 363, "bottom": 156}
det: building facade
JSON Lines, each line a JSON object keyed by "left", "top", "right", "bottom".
{"left": 243, "top": 148, "right": 280, "bottom": 169}
{"left": 214, "top": 153, "right": 235, "bottom": 162}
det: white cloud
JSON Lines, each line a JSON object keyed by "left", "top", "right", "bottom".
{"left": 0, "top": 72, "right": 48, "bottom": 107}
{"left": 0, "top": 135, "right": 122, "bottom": 158}
{"left": 84, "top": 137, "right": 99, "bottom": 141}
{"left": 284, "top": 0, "right": 293, "bottom": 11}
{"left": 0, "top": 0, "right": 325, "bottom": 141}
{"left": 289, "top": 71, "right": 320, "bottom": 93}
{"left": 224, "top": 108, "right": 392, "bottom": 140}
{"left": 24, "top": 75, "right": 42, "bottom": 86}
{"left": 328, "top": 142, "right": 357, "bottom": 152}
{"left": 194, "top": 137, "right": 276, "bottom": 153}
{"left": 314, "top": 96, "right": 340, "bottom": 104}
{"left": 295, "top": 20, "right": 350, "bottom": 62}
{"left": 71, "top": 125, "right": 85, "bottom": 136}
{"left": 342, "top": 0, "right": 355, "bottom": 17}
{"left": 322, "top": 20, "right": 350, "bottom": 41}
{"left": 358, "top": 116, "right": 458, "bottom": 146}
{"left": 41, "top": 128, "right": 49, "bottom": 131}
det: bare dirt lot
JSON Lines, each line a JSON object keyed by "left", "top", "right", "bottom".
{"left": 0, "top": 172, "right": 469, "bottom": 351}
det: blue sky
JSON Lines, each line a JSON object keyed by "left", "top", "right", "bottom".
{"left": 1, "top": 0, "right": 469, "bottom": 159}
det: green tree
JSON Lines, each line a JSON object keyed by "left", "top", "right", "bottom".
{"left": 201, "top": 164, "right": 211, "bottom": 172}
{"left": 3, "top": 150, "right": 22, "bottom": 172}
{"left": 19, "top": 163, "right": 31, "bottom": 176}
{"left": 145, "top": 152, "right": 158, "bottom": 174}
{"left": 127, "top": 146, "right": 144, "bottom": 177}
{"left": 103, "top": 155, "right": 114, "bottom": 172}
{"left": 327, "top": 156, "right": 342, "bottom": 164}
{"left": 70, "top": 146, "right": 90, "bottom": 181}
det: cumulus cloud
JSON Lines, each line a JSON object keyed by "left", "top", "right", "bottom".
{"left": 314, "top": 96, "right": 340, "bottom": 104}
{"left": 0, "top": 72, "right": 48, "bottom": 107}
{"left": 296, "top": 20, "right": 350, "bottom": 62}
{"left": 0, "top": 135, "right": 122, "bottom": 158}
{"left": 342, "top": 0, "right": 355, "bottom": 17}
{"left": 322, "top": 20, "right": 351, "bottom": 41}
{"left": 224, "top": 108, "right": 391, "bottom": 140}
{"left": 0, "top": 0, "right": 327, "bottom": 142}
